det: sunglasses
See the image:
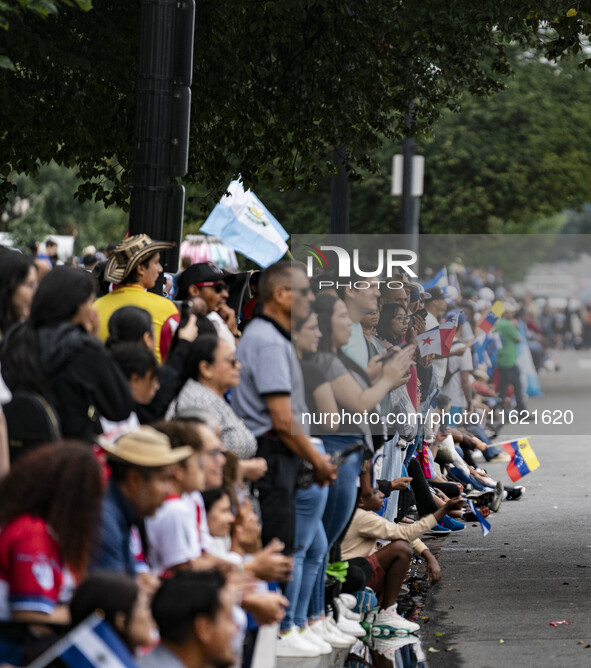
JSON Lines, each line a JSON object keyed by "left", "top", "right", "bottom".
{"left": 196, "top": 281, "right": 227, "bottom": 293}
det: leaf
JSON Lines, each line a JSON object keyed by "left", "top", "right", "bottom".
{"left": 0, "top": 55, "right": 15, "bottom": 70}
{"left": 566, "top": 9, "right": 578, "bottom": 18}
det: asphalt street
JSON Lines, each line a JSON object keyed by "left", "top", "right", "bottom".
{"left": 425, "top": 349, "right": 591, "bottom": 667}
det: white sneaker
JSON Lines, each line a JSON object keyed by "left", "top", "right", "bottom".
{"left": 326, "top": 616, "right": 357, "bottom": 645}
{"left": 309, "top": 619, "right": 350, "bottom": 648}
{"left": 299, "top": 626, "right": 332, "bottom": 655}
{"left": 339, "top": 593, "right": 357, "bottom": 610}
{"left": 370, "top": 635, "right": 418, "bottom": 658}
{"left": 336, "top": 597, "right": 361, "bottom": 621}
{"left": 336, "top": 614, "right": 366, "bottom": 637}
{"left": 275, "top": 628, "right": 320, "bottom": 658}
{"left": 374, "top": 605, "right": 420, "bottom": 635}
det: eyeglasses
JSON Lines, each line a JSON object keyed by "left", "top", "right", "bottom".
{"left": 393, "top": 316, "right": 411, "bottom": 323}
{"left": 195, "top": 281, "right": 228, "bottom": 293}
{"left": 222, "top": 357, "right": 240, "bottom": 367}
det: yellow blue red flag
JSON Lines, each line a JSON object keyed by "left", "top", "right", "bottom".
{"left": 501, "top": 438, "right": 540, "bottom": 482}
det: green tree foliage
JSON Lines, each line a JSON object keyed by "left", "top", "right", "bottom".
{"left": 2, "top": 1, "right": 591, "bottom": 210}
{"left": 419, "top": 52, "right": 591, "bottom": 234}
{"left": 1, "top": 162, "right": 126, "bottom": 252}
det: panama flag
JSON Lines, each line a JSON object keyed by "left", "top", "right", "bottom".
{"left": 477, "top": 301, "right": 506, "bottom": 336}
{"left": 29, "top": 613, "right": 138, "bottom": 668}
{"left": 501, "top": 438, "right": 540, "bottom": 482}
{"left": 467, "top": 499, "right": 491, "bottom": 537}
{"left": 422, "top": 267, "right": 448, "bottom": 292}
{"left": 201, "top": 180, "right": 289, "bottom": 268}
{"left": 416, "top": 313, "right": 459, "bottom": 358}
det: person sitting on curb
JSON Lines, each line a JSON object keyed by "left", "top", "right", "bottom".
{"left": 340, "top": 484, "right": 464, "bottom": 633}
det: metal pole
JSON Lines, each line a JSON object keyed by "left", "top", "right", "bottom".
{"left": 329, "top": 145, "right": 350, "bottom": 236}
{"left": 401, "top": 104, "right": 416, "bottom": 236}
{"left": 128, "top": 0, "right": 195, "bottom": 271}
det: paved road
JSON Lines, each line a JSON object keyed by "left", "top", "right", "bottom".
{"left": 425, "top": 350, "right": 591, "bottom": 667}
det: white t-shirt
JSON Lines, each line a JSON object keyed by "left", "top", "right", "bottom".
{"left": 207, "top": 311, "right": 236, "bottom": 349}
{"left": 145, "top": 494, "right": 203, "bottom": 572}
{"left": 341, "top": 322, "right": 369, "bottom": 370}
{"left": 442, "top": 341, "right": 473, "bottom": 408}
{"left": 425, "top": 312, "right": 447, "bottom": 388}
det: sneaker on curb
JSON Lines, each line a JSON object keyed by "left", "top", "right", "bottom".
{"left": 336, "top": 597, "right": 362, "bottom": 622}
{"left": 424, "top": 523, "right": 451, "bottom": 536}
{"left": 336, "top": 613, "right": 366, "bottom": 637}
{"left": 370, "top": 635, "right": 418, "bottom": 658}
{"left": 276, "top": 629, "right": 320, "bottom": 658}
{"left": 339, "top": 593, "right": 357, "bottom": 610}
{"left": 507, "top": 486, "right": 525, "bottom": 500}
{"left": 325, "top": 616, "right": 357, "bottom": 645}
{"left": 490, "top": 481, "right": 504, "bottom": 513}
{"left": 374, "top": 605, "right": 420, "bottom": 635}
{"left": 441, "top": 515, "right": 465, "bottom": 532}
{"left": 299, "top": 627, "right": 332, "bottom": 655}
{"left": 488, "top": 452, "right": 511, "bottom": 463}
{"left": 308, "top": 618, "right": 353, "bottom": 648}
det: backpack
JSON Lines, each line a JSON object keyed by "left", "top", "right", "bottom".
{"left": 3, "top": 391, "right": 62, "bottom": 463}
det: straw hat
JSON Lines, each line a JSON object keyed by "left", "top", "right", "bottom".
{"left": 104, "top": 234, "right": 175, "bottom": 284}
{"left": 100, "top": 426, "right": 193, "bottom": 467}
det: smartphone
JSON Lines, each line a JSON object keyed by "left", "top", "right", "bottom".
{"left": 416, "top": 308, "right": 428, "bottom": 319}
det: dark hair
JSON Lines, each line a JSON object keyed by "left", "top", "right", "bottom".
{"left": 376, "top": 302, "right": 407, "bottom": 345}
{"left": 293, "top": 309, "right": 316, "bottom": 333}
{"left": 119, "top": 251, "right": 158, "bottom": 287}
{"left": 110, "top": 342, "right": 159, "bottom": 381}
{"left": 92, "top": 260, "right": 111, "bottom": 298}
{"left": 312, "top": 292, "right": 370, "bottom": 383}
{"left": 202, "top": 487, "right": 229, "bottom": 513}
{"left": 151, "top": 570, "right": 226, "bottom": 644}
{"left": 70, "top": 573, "right": 139, "bottom": 649}
{"left": 248, "top": 270, "right": 262, "bottom": 289}
{"left": 30, "top": 266, "right": 97, "bottom": 328}
{"left": 259, "top": 260, "right": 304, "bottom": 303}
{"left": 151, "top": 419, "right": 204, "bottom": 453}
{"left": 0, "top": 442, "right": 103, "bottom": 575}
{"left": 0, "top": 248, "right": 35, "bottom": 336}
{"left": 186, "top": 334, "right": 220, "bottom": 381}
{"left": 107, "top": 306, "right": 153, "bottom": 348}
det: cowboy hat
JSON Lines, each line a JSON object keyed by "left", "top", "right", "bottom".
{"left": 104, "top": 234, "right": 176, "bottom": 284}
{"left": 99, "top": 426, "right": 193, "bottom": 467}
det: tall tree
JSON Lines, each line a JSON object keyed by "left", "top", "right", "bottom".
{"left": 2, "top": 1, "right": 591, "bottom": 210}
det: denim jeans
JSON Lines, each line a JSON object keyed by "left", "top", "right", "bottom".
{"left": 448, "top": 466, "right": 489, "bottom": 491}
{"left": 281, "top": 465, "right": 329, "bottom": 630}
{"left": 307, "top": 434, "right": 365, "bottom": 619}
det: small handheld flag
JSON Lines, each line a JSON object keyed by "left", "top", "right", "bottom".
{"left": 422, "top": 267, "right": 448, "bottom": 292}
{"left": 201, "top": 180, "right": 289, "bottom": 268}
{"left": 417, "top": 313, "right": 458, "bottom": 358}
{"left": 29, "top": 613, "right": 139, "bottom": 668}
{"left": 501, "top": 438, "right": 540, "bottom": 482}
{"left": 477, "top": 301, "right": 506, "bottom": 336}
{"left": 467, "top": 499, "right": 491, "bottom": 537}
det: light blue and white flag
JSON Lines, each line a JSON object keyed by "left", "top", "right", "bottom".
{"left": 200, "top": 180, "right": 289, "bottom": 268}
{"left": 422, "top": 267, "right": 448, "bottom": 292}
{"left": 467, "top": 499, "right": 491, "bottom": 537}
{"left": 29, "top": 613, "right": 139, "bottom": 668}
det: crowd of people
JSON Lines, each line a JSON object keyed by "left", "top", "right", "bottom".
{"left": 0, "top": 238, "right": 548, "bottom": 667}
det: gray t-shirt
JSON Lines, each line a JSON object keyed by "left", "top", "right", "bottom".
{"left": 232, "top": 316, "right": 309, "bottom": 437}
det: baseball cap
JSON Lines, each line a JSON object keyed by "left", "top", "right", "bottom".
{"left": 176, "top": 262, "right": 226, "bottom": 300}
